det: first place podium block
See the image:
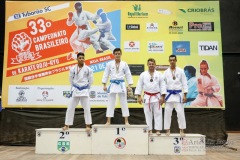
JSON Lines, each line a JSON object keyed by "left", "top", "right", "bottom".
{"left": 35, "top": 128, "right": 91, "bottom": 154}
{"left": 149, "top": 134, "right": 206, "bottom": 155}
{"left": 92, "top": 125, "right": 148, "bottom": 155}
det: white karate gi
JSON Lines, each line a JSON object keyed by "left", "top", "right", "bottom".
{"left": 65, "top": 64, "right": 93, "bottom": 125}
{"left": 191, "top": 74, "right": 223, "bottom": 107}
{"left": 67, "top": 11, "right": 100, "bottom": 53}
{"left": 102, "top": 61, "right": 133, "bottom": 117}
{"left": 163, "top": 67, "right": 188, "bottom": 130}
{"left": 135, "top": 71, "right": 166, "bottom": 130}
{"left": 96, "top": 19, "right": 116, "bottom": 51}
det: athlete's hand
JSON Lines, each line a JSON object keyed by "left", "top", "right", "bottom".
{"left": 103, "top": 85, "right": 107, "bottom": 92}
{"left": 138, "top": 96, "right": 143, "bottom": 105}
{"left": 68, "top": 12, "right": 73, "bottom": 21}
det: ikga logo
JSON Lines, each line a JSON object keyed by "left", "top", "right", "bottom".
{"left": 198, "top": 41, "right": 219, "bottom": 56}
{"left": 146, "top": 23, "right": 158, "bottom": 32}
{"left": 169, "top": 21, "right": 183, "bottom": 34}
{"left": 172, "top": 41, "right": 190, "bottom": 56}
{"left": 11, "top": 32, "right": 41, "bottom": 64}
{"left": 148, "top": 41, "right": 164, "bottom": 53}
{"left": 16, "top": 90, "right": 27, "bottom": 102}
{"left": 114, "top": 137, "right": 126, "bottom": 149}
{"left": 57, "top": 141, "right": 70, "bottom": 153}
{"left": 124, "top": 41, "right": 140, "bottom": 52}
{"left": 128, "top": 4, "right": 148, "bottom": 18}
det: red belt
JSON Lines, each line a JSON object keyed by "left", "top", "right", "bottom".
{"left": 77, "top": 25, "right": 87, "bottom": 35}
{"left": 144, "top": 91, "right": 161, "bottom": 111}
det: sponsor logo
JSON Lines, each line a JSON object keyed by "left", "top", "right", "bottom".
{"left": 36, "top": 90, "right": 54, "bottom": 101}
{"left": 128, "top": 4, "right": 148, "bottom": 18}
{"left": 124, "top": 41, "right": 140, "bottom": 52}
{"left": 148, "top": 41, "right": 164, "bottom": 53}
{"left": 172, "top": 41, "right": 190, "bottom": 55}
{"left": 89, "top": 91, "right": 96, "bottom": 98}
{"left": 57, "top": 141, "right": 70, "bottom": 153}
{"left": 114, "top": 137, "right": 126, "bottom": 149}
{"left": 158, "top": 9, "right": 172, "bottom": 15}
{"left": 198, "top": 41, "right": 219, "bottom": 56}
{"left": 63, "top": 91, "right": 72, "bottom": 98}
{"left": 13, "top": 7, "right": 51, "bottom": 20}
{"left": 169, "top": 21, "right": 183, "bottom": 34}
{"left": 126, "top": 24, "right": 140, "bottom": 30}
{"left": 16, "top": 90, "right": 27, "bottom": 102}
{"left": 174, "top": 146, "right": 181, "bottom": 153}
{"left": 179, "top": 7, "right": 215, "bottom": 15}
{"left": 188, "top": 22, "right": 214, "bottom": 31}
{"left": 146, "top": 23, "right": 158, "bottom": 32}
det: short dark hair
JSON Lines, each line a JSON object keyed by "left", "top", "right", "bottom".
{"left": 169, "top": 54, "right": 177, "bottom": 60}
{"left": 184, "top": 65, "right": 196, "bottom": 77}
{"left": 147, "top": 58, "right": 156, "bottom": 64}
{"left": 77, "top": 52, "right": 85, "bottom": 58}
{"left": 113, "top": 48, "right": 122, "bottom": 54}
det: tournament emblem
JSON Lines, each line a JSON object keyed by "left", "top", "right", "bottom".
{"left": 57, "top": 141, "right": 70, "bottom": 153}
{"left": 174, "top": 146, "right": 181, "bottom": 153}
{"left": 114, "top": 137, "right": 126, "bottom": 149}
{"left": 63, "top": 91, "right": 72, "bottom": 98}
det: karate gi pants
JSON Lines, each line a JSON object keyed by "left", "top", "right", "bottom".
{"left": 144, "top": 102, "right": 162, "bottom": 130}
{"left": 65, "top": 96, "right": 92, "bottom": 125}
{"left": 106, "top": 93, "right": 130, "bottom": 117}
{"left": 164, "top": 102, "right": 186, "bottom": 130}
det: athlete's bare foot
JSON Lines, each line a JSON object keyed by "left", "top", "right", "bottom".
{"left": 166, "top": 129, "right": 170, "bottom": 136}
{"left": 62, "top": 125, "right": 69, "bottom": 131}
{"left": 156, "top": 130, "right": 161, "bottom": 136}
{"left": 105, "top": 117, "right": 111, "bottom": 125}
{"left": 125, "top": 117, "right": 130, "bottom": 126}
{"left": 86, "top": 125, "right": 91, "bottom": 132}
{"left": 180, "top": 129, "right": 185, "bottom": 137}
{"left": 149, "top": 130, "right": 153, "bottom": 135}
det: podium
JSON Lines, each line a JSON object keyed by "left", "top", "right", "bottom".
{"left": 149, "top": 134, "right": 205, "bottom": 155}
{"left": 35, "top": 127, "right": 206, "bottom": 155}
{"left": 92, "top": 125, "right": 148, "bottom": 155}
{"left": 35, "top": 128, "right": 91, "bottom": 154}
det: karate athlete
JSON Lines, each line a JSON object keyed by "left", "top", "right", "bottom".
{"left": 184, "top": 66, "right": 198, "bottom": 106}
{"left": 163, "top": 55, "right": 188, "bottom": 137}
{"left": 62, "top": 52, "right": 93, "bottom": 131}
{"left": 95, "top": 11, "right": 116, "bottom": 52}
{"left": 135, "top": 58, "right": 166, "bottom": 135}
{"left": 66, "top": 1, "right": 103, "bottom": 60}
{"left": 102, "top": 48, "right": 133, "bottom": 125}
{"left": 191, "top": 60, "right": 223, "bottom": 107}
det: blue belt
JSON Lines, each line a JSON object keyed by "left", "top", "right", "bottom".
{"left": 73, "top": 84, "right": 89, "bottom": 91}
{"left": 107, "top": 80, "right": 124, "bottom": 93}
{"left": 165, "top": 90, "right": 182, "bottom": 102}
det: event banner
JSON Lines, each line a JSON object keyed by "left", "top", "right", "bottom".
{"left": 2, "top": 1, "right": 225, "bottom": 109}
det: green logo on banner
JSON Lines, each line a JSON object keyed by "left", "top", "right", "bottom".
{"left": 128, "top": 4, "right": 148, "bottom": 18}
{"left": 179, "top": 9, "right": 186, "bottom": 13}
{"left": 57, "top": 141, "right": 70, "bottom": 153}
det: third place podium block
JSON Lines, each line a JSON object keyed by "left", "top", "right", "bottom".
{"left": 92, "top": 125, "right": 148, "bottom": 155}
{"left": 149, "top": 134, "right": 206, "bottom": 155}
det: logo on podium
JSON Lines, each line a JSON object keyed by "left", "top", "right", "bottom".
{"left": 114, "top": 137, "right": 126, "bottom": 149}
{"left": 57, "top": 141, "right": 70, "bottom": 153}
